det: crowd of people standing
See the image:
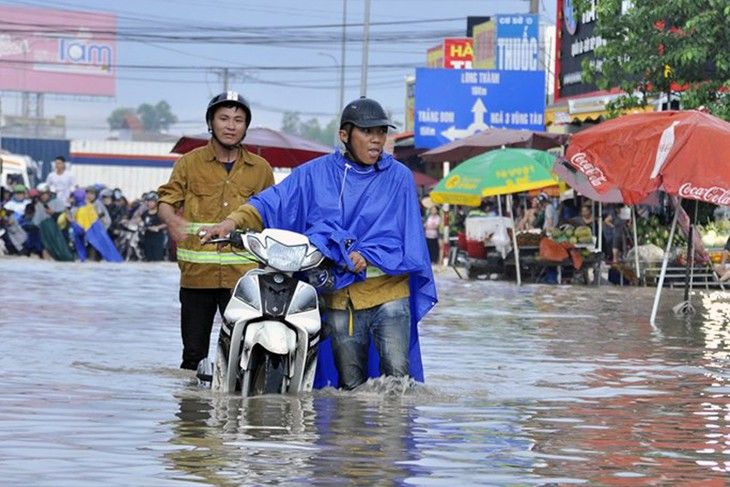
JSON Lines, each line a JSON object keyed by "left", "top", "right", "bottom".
{"left": 1, "top": 156, "right": 171, "bottom": 262}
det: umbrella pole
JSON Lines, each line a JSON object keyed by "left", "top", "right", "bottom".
{"left": 497, "top": 196, "right": 505, "bottom": 259}
{"left": 683, "top": 208, "right": 694, "bottom": 303}
{"left": 597, "top": 201, "right": 603, "bottom": 252}
{"left": 598, "top": 201, "right": 603, "bottom": 282}
{"left": 632, "top": 206, "right": 640, "bottom": 284}
{"left": 508, "top": 194, "right": 521, "bottom": 286}
{"left": 650, "top": 204, "right": 680, "bottom": 326}
{"left": 674, "top": 199, "right": 699, "bottom": 316}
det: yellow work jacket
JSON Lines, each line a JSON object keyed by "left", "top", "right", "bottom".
{"left": 158, "top": 140, "right": 275, "bottom": 289}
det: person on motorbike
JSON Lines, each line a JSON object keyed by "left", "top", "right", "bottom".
{"left": 158, "top": 91, "right": 275, "bottom": 372}
{"left": 85, "top": 185, "right": 112, "bottom": 232}
{"left": 200, "top": 97, "right": 437, "bottom": 390}
{"left": 140, "top": 191, "right": 167, "bottom": 261}
{"left": 101, "top": 188, "right": 124, "bottom": 244}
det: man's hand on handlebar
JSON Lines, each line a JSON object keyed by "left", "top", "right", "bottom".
{"left": 198, "top": 218, "right": 238, "bottom": 244}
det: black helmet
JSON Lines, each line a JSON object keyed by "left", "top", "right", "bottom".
{"left": 339, "top": 97, "right": 395, "bottom": 129}
{"left": 205, "top": 91, "right": 252, "bottom": 128}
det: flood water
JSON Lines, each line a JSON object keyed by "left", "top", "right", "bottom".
{"left": 1, "top": 257, "right": 729, "bottom": 486}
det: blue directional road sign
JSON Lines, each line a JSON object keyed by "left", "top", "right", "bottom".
{"left": 414, "top": 67, "right": 546, "bottom": 149}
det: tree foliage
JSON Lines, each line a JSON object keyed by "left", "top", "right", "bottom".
{"left": 138, "top": 101, "right": 178, "bottom": 132}
{"left": 280, "top": 108, "right": 402, "bottom": 147}
{"left": 107, "top": 107, "right": 136, "bottom": 130}
{"left": 106, "top": 101, "right": 178, "bottom": 132}
{"left": 575, "top": 0, "right": 730, "bottom": 120}
{"left": 280, "top": 111, "right": 338, "bottom": 147}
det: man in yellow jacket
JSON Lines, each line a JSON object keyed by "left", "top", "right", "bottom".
{"left": 158, "top": 91, "right": 275, "bottom": 371}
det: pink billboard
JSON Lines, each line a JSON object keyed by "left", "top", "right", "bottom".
{"left": 0, "top": 6, "right": 116, "bottom": 96}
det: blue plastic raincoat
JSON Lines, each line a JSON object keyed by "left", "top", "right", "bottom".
{"left": 71, "top": 189, "right": 122, "bottom": 263}
{"left": 249, "top": 150, "right": 437, "bottom": 388}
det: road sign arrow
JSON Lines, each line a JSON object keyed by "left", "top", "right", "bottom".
{"left": 468, "top": 98, "right": 489, "bottom": 132}
{"left": 472, "top": 98, "right": 487, "bottom": 125}
{"left": 441, "top": 125, "right": 477, "bottom": 142}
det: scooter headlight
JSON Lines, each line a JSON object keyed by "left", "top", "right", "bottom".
{"left": 287, "top": 285, "right": 318, "bottom": 315}
{"left": 233, "top": 276, "right": 261, "bottom": 310}
{"left": 265, "top": 239, "right": 307, "bottom": 272}
{"left": 245, "top": 232, "right": 322, "bottom": 272}
{"left": 300, "top": 248, "right": 324, "bottom": 270}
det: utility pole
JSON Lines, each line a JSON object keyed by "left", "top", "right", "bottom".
{"left": 340, "top": 0, "right": 347, "bottom": 112}
{"left": 360, "top": 0, "right": 370, "bottom": 96}
{"left": 319, "top": 52, "right": 342, "bottom": 148}
{"left": 211, "top": 68, "right": 232, "bottom": 93}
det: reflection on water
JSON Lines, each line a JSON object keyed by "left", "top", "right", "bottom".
{"left": 1, "top": 258, "right": 729, "bottom": 485}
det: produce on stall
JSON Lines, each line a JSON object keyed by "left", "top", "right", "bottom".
{"left": 546, "top": 225, "right": 594, "bottom": 245}
{"left": 636, "top": 215, "right": 685, "bottom": 249}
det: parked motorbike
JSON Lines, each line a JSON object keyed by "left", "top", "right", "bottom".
{"left": 115, "top": 220, "right": 144, "bottom": 261}
{"left": 198, "top": 228, "right": 329, "bottom": 396}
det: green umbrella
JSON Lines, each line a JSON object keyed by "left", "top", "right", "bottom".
{"left": 429, "top": 147, "right": 559, "bottom": 206}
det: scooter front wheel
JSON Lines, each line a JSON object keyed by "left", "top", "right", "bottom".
{"left": 211, "top": 344, "right": 229, "bottom": 393}
{"left": 249, "top": 349, "right": 285, "bottom": 396}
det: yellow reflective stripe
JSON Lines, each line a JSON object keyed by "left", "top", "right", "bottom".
{"left": 366, "top": 267, "right": 385, "bottom": 279}
{"left": 186, "top": 222, "right": 222, "bottom": 234}
{"left": 348, "top": 302, "right": 354, "bottom": 336}
{"left": 176, "top": 248, "right": 254, "bottom": 265}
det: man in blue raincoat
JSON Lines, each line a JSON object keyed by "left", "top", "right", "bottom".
{"left": 203, "top": 97, "right": 437, "bottom": 390}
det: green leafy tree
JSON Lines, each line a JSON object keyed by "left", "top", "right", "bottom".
{"left": 107, "top": 107, "right": 137, "bottom": 130}
{"left": 280, "top": 109, "right": 402, "bottom": 146}
{"left": 575, "top": 0, "right": 730, "bottom": 120}
{"left": 280, "top": 111, "right": 302, "bottom": 135}
{"left": 137, "top": 101, "right": 178, "bottom": 132}
{"left": 137, "top": 103, "right": 158, "bottom": 131}
{"left": 107, "top": 100, "right": 178, "bottom": 132}
{"left": 323, "top": 118, "right": 338, "bottom": 142}
{"left": 280, "top": 111, "right": 337, "bottom": 146}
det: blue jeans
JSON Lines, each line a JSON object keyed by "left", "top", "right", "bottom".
{"left": 325, "top": 298, "right": 411, "bottom": 390}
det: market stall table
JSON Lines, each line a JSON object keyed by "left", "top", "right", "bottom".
{"left": 504, "top": 243, "right": 603, "bottom": 285}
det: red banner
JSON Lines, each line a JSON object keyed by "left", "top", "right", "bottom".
{"left": 443, "top": 38, "right": 474, "bottom": 69}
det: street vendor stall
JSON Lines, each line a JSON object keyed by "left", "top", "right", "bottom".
{"left": 506, "top": 225, "right": 603, "bottom": 284}
{"left": 460, "top": 215, "right": 514, "bottom": 279}
{"left": 430, "top": 147, "right": 561, "bottom": 285}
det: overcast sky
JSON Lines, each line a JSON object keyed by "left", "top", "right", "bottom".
{"left": 0, "top": 0, "right": 558, "bottom": 140}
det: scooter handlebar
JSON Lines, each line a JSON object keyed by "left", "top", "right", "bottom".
{"left": 200, "top": 230, "right": 245, "bottom": 249}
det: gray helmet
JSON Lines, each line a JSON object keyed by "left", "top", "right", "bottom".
{"left": 339, "top": 97, "right": 395, "bottom": 129}
{"left": 205, "top": 91, "right": 252, "bottom": 128}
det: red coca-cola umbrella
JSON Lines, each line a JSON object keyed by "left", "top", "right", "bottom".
{"left": 564, "top": 110, "right": 730, "bottom": 205}
{"left": 565, "top": 110, "right": 730, "bottom": 324}
{"left": 171, "top": 127, "right": 334, "bottom": 168}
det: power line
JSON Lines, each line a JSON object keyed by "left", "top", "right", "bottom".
{"left": 0, "top": 1, "right": 552, "bottom": 133}
{"left": 0, "top": 58, "right": 422, "bottom": 72}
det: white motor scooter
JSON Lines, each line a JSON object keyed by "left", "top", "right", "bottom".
{"left": 199, "top": 229, "right": 328, "bottom": 396}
